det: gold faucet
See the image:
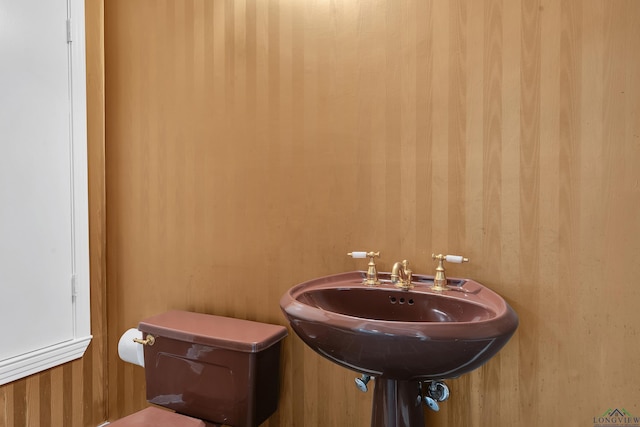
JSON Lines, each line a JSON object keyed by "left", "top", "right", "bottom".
{"left": 391, "top": 260, "right": 413, "bottom": 289}
{"left": 348, "top": 251, "right": 380, "bottom": 285}
{"left": 431, "top": 254, "right": 469, "bottom": 291}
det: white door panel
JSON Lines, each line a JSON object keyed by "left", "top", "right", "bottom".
{"left": 0, "top": 0, "right": 89, "bottom": 375}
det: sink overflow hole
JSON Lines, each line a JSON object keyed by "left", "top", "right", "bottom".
{"left": 388, "top": 296, "right": 415, "bottom": 305}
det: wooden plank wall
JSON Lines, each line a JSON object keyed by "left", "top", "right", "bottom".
{"left": 98, "top": 0, "right": 639, "bottom": 426}
{"left": 0, "top": 1, "right": 107, "bottom": 426}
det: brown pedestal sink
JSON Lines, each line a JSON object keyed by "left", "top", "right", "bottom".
{"left": 280, "top": 271, "right": 518, "bottom": 427}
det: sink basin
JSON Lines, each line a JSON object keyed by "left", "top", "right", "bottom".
{"left": 296, "top": 286, "right": 494, "bottom": 323}
{"left": 280, "top": 271, "right": 518, "bottom": 381}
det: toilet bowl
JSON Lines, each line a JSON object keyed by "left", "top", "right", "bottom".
{"left": 111, "top": 310, "right": 288, "bottom": 427}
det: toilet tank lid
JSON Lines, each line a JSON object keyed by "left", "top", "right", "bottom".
{"left": 138, "top": 310, "right": 288, "bottom": 353}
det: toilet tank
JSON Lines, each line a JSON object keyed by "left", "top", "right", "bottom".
{"left": 138, "top": 310, "right": 288, "bottom": 427}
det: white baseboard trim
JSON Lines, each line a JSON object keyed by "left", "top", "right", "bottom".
{"left": 0, "top": 335, "right": 92, "bottom": 385}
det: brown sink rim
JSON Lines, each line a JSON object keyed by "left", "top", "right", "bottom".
{"left": 281, "top": 271, "right": 516, "bottom": 340}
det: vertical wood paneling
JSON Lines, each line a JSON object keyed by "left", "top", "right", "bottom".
{"left": 414, "top": 0, "right": 433, "bottom": 267}
{"left": 430, "top": 0, "right": 449, "bottom": 248}
{"left": 104, "top": 1, "right": 640, "bottom": 426}
{"left": 0, "top": 0, "right": 107, "bottom": 426}
{"left": 479, "top": 2, "right": 504, "bottom": 424}
{"left": 517, "top": 0, "right": 542, "bottom": 424}
{"left": 447, "top": 0, "right": 466, "bottom": 253}
{"left": 11, "top": 382, "right": 25, "bottom": 427}
{"left": 596, "top": 0, "right": 640, "bottom": 414}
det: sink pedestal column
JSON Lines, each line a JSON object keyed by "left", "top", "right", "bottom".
{"left": 371, "top": 379, "right": 425, "bottom": 427}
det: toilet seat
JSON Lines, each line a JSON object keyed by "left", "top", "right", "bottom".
{"left": 108, "top": 407, "right": 207, "bottom": 427}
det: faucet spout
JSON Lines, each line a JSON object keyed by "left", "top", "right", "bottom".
{"left": 390, "top": 260, "right": 413, "bottom": 289}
